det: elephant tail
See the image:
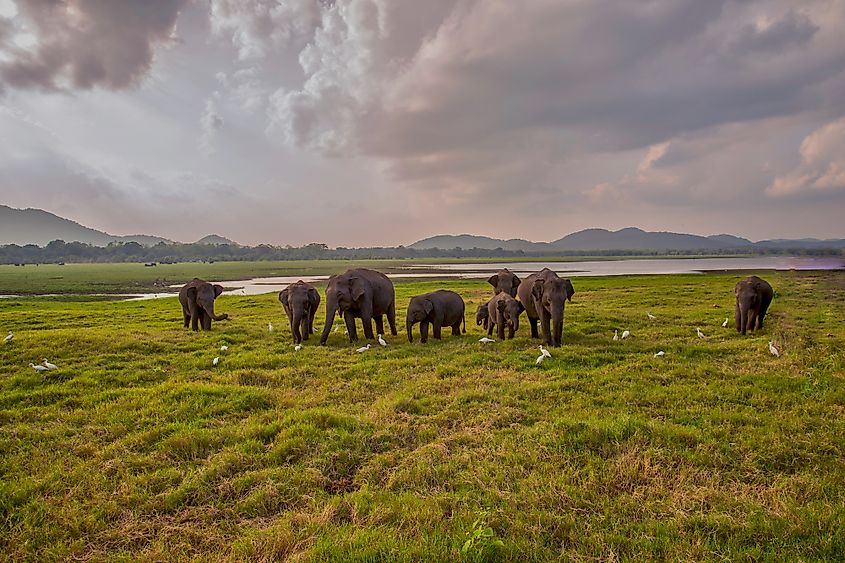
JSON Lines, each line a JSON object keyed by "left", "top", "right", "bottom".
{"left": 462, "top": 313, "right": 466, "bottom": 334}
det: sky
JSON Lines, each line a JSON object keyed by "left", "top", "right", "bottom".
{"left": 0, "top": 0, "right": 844, "bottom": 246}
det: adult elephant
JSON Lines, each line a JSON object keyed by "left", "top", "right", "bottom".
{"left": 179, "top": 278, "right": 229, "bottom": 331}
{"left": 487, "top": 268, "right": 521, "bottom": 297}
{"left": 279, "top": 280, "right": 320, "bottom": 344}
{"left": 735, "top": 275, "right": 773, "bottom": 335}
{"left": 320, "top": 268, "right": 397, "bottom": 345}
{"left": 406, "top": 290, "right": 465, "bottom": 343}
{"left": 517, "top": 268, "right": 575, "bottom": 347}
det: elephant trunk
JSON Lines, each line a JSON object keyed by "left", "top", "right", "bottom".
{"left": 406, "top": 317, "right": 414, "bottom": 343}
{"left": 292, "top": 310, "right": 304, "bottom": 343}
{"left": 740, "top": 307, "right": 748, "bottom": 335}
{"left": 551, "top": 302, "right": 564, "bottom": 346}
{"left": 205, "top": 301, "right": 228, "bottom": 322}
{"left": 320, "top": 297, "right": 337, "bottom": 345}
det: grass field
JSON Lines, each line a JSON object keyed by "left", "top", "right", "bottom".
{"left": 1, "top": 269, "right": 843, "bottom": 560}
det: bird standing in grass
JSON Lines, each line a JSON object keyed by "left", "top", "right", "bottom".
{"left": 220, "top": 345, "right": 228, "bottom": 352}
{"left": 722, "top": 318, "right": 729, "bottom": 327}
{"left": 696, "top": 327, "right": 705, "bottom": 339}
{"left": 539, "top": 345, "right": 551, "bottom": 359}
{"left": 212, "top": 357, "right": 220, "bottom": 366}
{"left": 42, "top": 359, "right": 58, "bottom": 370}
{"left": 378, "top": 334, "right": 388, "bottom": 347}
{"left": 654, "top": 351, "right": 665, "bottom": 358}
{"left": 768, "top": 341, "right": 780, "bottom": 357}
{"left": 613, "top": 330, "right": 619, "bottom": 341}
{"left": 479, "top": 337, "right": 495, "bottom": 344}
{"left": 621, "top": 330, "right": 630, "bottom": 340}
{"left": 356, "top": 344, "right": 371, "bottom": 353}
{"left": 294, "top": 344, "right": 303, "bottom": 351}
{"left": 29, "top": 363, "right": 49, "bottom": 373}
{"left": 3, "top": 332, "right": 12, "bottom": 343}
{"left": 268, "top": 322, "right": 273, "bottom": 332}
{"left": 647, "top": 313, "right": 656, "bottom": 320}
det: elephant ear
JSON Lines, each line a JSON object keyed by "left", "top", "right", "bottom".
{"left": 187, "top": 286, "right": 197, "bottom": 301}
{"left": 213, "top": 284, "right": 225, "bottom": 298}
{"left": 511, "top": 273, "right": 521, "bottom": 288}
{"left": 307, "top": 287, "right": 320, "bottom": 307}
{"left": 279, "top": 288, "right": 289, "bottom": 306}
{"left": 564, "top": 279, "right": 575, "bottom": 302}
{"left": 531, "top": 279, "right": 544, "bottom": 301}
{"left": 486, "top": 274, "right": 500, "bottom": 291}
{"left": 423, "top": 299, "right": 435, "bottom": 315}
{"left": 349, "top": 276, "right": 366, "bottom": 301}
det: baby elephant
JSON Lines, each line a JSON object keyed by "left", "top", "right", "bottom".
{"left": 179, "top": 278, "right": 229, "bottom": 331}
{"left": 487, "top": 292, "right": 525, "bottom": 340}
{"left": 279, "top": 281, "right": 321, "bottom": 344}
{"left": 735, "top": 275, "right": 773, "bottom": 335}
{"left": 407, "top": 290, "right": 466, "bottom": 343}
{"left": 476, "top": 302, "right": 490, "bottom": 330}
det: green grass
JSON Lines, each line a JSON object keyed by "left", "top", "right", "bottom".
{"left": 1, "top": 272, "right": 843, "bottom": 561}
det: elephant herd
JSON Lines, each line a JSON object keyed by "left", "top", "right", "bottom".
{"left": 178, "top": 270, "right": 774, "bottom": 345}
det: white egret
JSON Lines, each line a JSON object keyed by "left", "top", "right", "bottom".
{"left": 535, "top": 354, "right": 546, "bottom": 365}
{"left": 42, "top": 359, "right": 58, "bottom": 370}
{"left": 722, "top": 318, "right": 729, "bottom": 328}
{"left": 696, "top": 327, "right": 705, "bottom": 339}
{"left": 647, "top": 313, "right": 656, "bottom": 320}
{"left": 479, "top": 337, "right": 495, "bottom": 344}
{"left": 539, "top": 345, "right": 551, "bottom": 358}
{"left": 377, "top": 334, "right": 387, "bottom": 347}
{"left": 212, "top": 356, "right": 220, "bottom": 366}
{"left": 29, "top": 363, "right": 49, "bottom": 373}
{"left": 653, "top": 351, "right": 665, "bottom": 358}
{"left": 3, "top": 332, "right": 12, "bottom": 343}
{"left": 268, "top": 322, "right": 273, "bottom": 332}
{"left": 621, "top": 330, "right": 630, "bottom": 340}
{"left": 356, "top": 344, "right": 371, "bottom": 353}
{"left": 613, "top": 330, "right": 619, "bottom": 341}
{"left": 220, "top": 345, "right": 228, "bottom": 352}
{"left": 768, "top": 341, "right": 780, "bottom": 357}
{"left": 294, "top": 344, "right": 303, "bottom": 351}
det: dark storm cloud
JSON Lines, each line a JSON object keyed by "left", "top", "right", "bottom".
{"left": 0, "top": 0, "right": 190, "bottom": 91}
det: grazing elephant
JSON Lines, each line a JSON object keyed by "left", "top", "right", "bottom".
{"left": 735, "top": 276, "right": 773, "bottom": 335}
{"left": 517, "top": 268, "right": 575, "bottom": 347}
{"left": 487, "top": 292, "right": 525, "bottom": 340}
{"left": 179, "top": 278, "right": 229, "bottom": 331}
{"left": 487, "top": 268, "right": 521, "bottom": 297}
{"left": 279, "top": 280, "right": 320, "bottom": 344}
{"left": 407, "top": 290, "right": 466, "bottom": 343}
{"left": 476, "top": 302, "right": 490, "bottom": 330}
{"left": 320, "top": 268, "right": 397, "bottom": 345}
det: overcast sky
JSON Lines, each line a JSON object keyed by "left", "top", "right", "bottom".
{"left": 1, "top": 0, "right": 844, "bottom": 246}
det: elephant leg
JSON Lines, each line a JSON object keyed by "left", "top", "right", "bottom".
{"left": 735, "top": 303, "right": 742, "bottom": 334}
{"left": 758, "top": 299, "right": 771, "bottom": 330}
{"left": 361, "top": 311, "right": 375, "bottom": 340}
{"left": 182, "top": 305, "right": 191, "bottom": 328}
{"left": 420, "top": 321, "right": 429, "bottom": 344}
{"left": 452, "top": 322, "right": 461, "bottom": 336}
{"left": 432, "top": 321, "right": 442, "bottom": 340}
{"left": 374, "top": 315, "right": 385, "bottom": 336}
{"left": 487, "top": 318, "right": 494, "bottom": 337}
{"left": 190, "top": 304, "right": 200, "bottom": 331}
{"left": 540, "top": 310, "right": 552, "bottom": 346}
{"left": 344, "top": 311, "right": 359, "bottom": 342}
{"left": 309, "top": 308, "right": 318, "bottom": 334}
{"left": 387, "top": 302, "right": 398, "bottom": 335}
{"left": 746, "top": 309, "right": 757, "bottom": 333}
{"left": 529, "top": 317, "right": 539, "bottom": 338}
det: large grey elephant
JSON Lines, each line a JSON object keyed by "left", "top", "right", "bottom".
{"left": 517, "top": 268, "right": 575, "bottom": 347}
{"left": 178, "top": 278, "right": 229, "bottom": 331}
{"left": 406, "top": 290, "right": 465, "bottom": 343}
{"left": 487, "top": 268, "right": 521, "bottom": 297}
{"left": 319, "top": 268, "right": 397, "bottom": 345}
{"left": 279, "top": 280, "right": 320, "bottom": 344}
{"left": 735, "top": 275, "right": 773, "bottom": 335}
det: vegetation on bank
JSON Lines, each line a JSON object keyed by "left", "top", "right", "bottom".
{"left": 0, "top": 272, "right": 843, "bottom": 560}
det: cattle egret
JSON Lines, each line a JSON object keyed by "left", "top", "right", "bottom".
{"left": 356, "top": 344, "right": 371, "bottom": 353}
{"left": 3, "top": 332, "right": 12, "bottom": 343}
{"left": 722, "top": 318, "right": 729, "bottom": 328}
{"left": 29, "top": 363, "right": 49, "bottom": 373}
{"left": 654, "top": 351, "right": 665, "bottom": 358}
{"left": 212, "top": 356, "right": 220, "bottom": 366}
{"left": 768, "top": 341, "right": 780, "bottom": 357}
{"left": 333, "top": 326, "right": 338, "bottom": 333}
{"left": 621, "top": 330, "right": 630, "bottom": 340}
{"left": 613, "top": 330, "right": 619, "bottom": 341}
{"left": 539, "top": 345, "right": 551, "bottom": 358}
{"left": 647, "top": 313, "right": 656, "bottom": 320}
{"left": 294, "top": 344, "right": 303, "bottom": 351}
{"left": 377, "top": 334, "right": 387, "bottom": 347}
{"left": 479, "top": 337, "right": 495, "bottom": 344}
{"left": 42, "top": 359, "right": 58, "bottom": 370}
{"left": 268, "top": 322, "right": 273, "bottom": 332}
{"left": 535, "top": 354, "right": 546, "bottom": 365}
{"left": 220, "top": 345, "right": 228, "bottom": 352}
{"left": 696, "top": 327, "right": 705, "bottom": 339}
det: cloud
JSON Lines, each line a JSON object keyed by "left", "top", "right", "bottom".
{"left": 200, "top": 96, "right": 224, "bottom": 157}
{"left": 0, "top": 0, "right": 190, "bottom": 91}
{"left": 768, "top": 117, "right": 845, "bottom": 196}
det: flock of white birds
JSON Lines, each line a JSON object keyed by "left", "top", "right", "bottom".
{"left": 7, "top": 306, "right": 781, "bottom": 373}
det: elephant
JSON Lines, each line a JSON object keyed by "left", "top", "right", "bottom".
{"left": 406, "top": 290, "right": 466, "bottom": 343}
{"left": 279, "top": 280, "right": 320, "bottom": 344}
{"left": 476, "top": 302, "right": 490, "bottom": 330}
{"left": 320, "top": 268, "right": 397, "bottom": 345}
{"left": 487, "top": 268, "right": 521, "bottom": 297}
{"left": 735, "top": 276, "right": 773, "bottom": 335}
{"left": 517, "top": 268, "right": 575, "bottom": 347}
{"left": 487, "top": 292, "right": 525, "bottom": 340}
{"left": 178, "top": 278, "right": 229, "bottom": 331}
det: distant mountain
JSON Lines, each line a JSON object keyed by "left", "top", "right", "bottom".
{"left": 195, "top": 234, "right": 237, "bottom": 246}
{"left": 0, "top": 205, "right": 173, "bottom": 247}
{"left": 410, "top": 228, "right": 842, "bottom": 252}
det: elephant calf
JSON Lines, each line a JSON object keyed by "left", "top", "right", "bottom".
{"left": 475, "top": 302, "right": 490, "bottom": 330}
{"left": 487, "top": 292, "right": 525, "bottom": 340}
{"left": 407, "top": 290, "right": 466, "bottom": 343}
{"left": 178, "top": 278, "right": 229, "bottom": 331}
{"left": 735, "top": 275, "right": 773, "bottom": 335}
{"left": 279, "top": 280, "right": 320, "bottom": 344}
